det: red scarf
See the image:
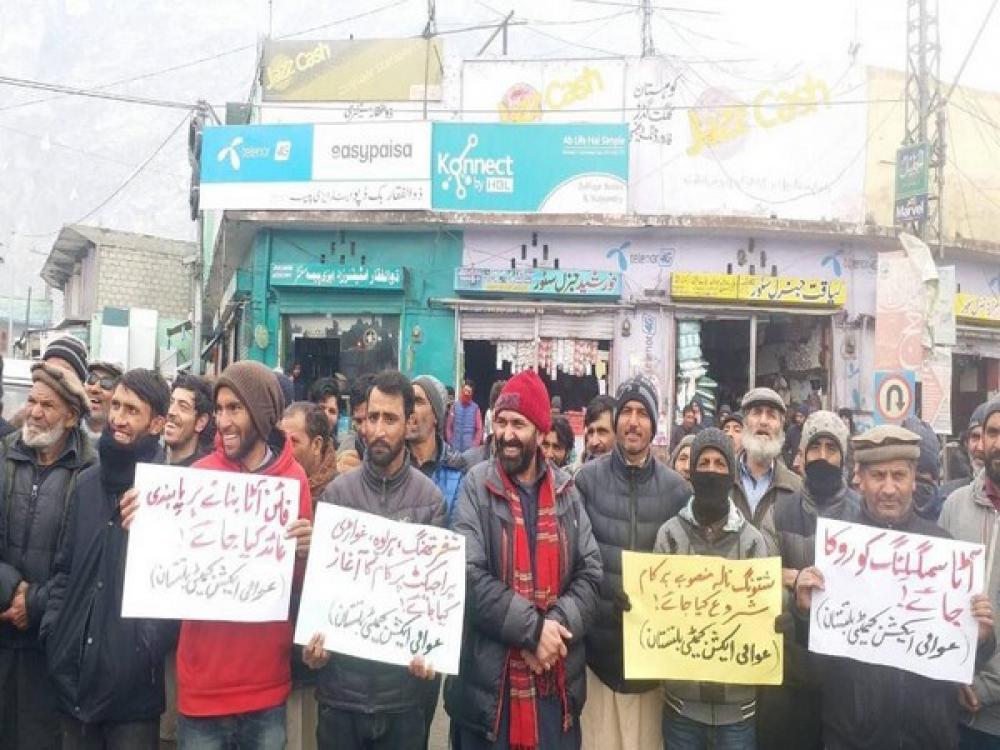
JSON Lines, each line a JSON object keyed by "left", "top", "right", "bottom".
{"left": 496, "top": 455, "right": 570, "bottom": 750}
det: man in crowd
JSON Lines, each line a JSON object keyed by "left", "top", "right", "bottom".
{"left": 760, "top": 410, "right": 859, "bottom": 750}
{"left": 129, "top": 360, "right": 313, "bottom": 748}
{"left": 41, "top": 335, "right": 89, "bottom": 386}
{"left": 580, "top": 395, "right": 617, "bottom": 465}
{"left": 542, "top": 415, "right": 575, "bottom": 469}
{"left": 720, "top": 410, "right": 744, "bottom": 455}
{"left": 42, "top": 369, "right": 176, "bottom": 749}
{"left": 164, "top": 372, "right": 213, "bottom": 467}
{"left": 732, "top": 388, "right": 801, "bottom": 531}
{"left": 337, "top": 374, "right": 373, "bottom": 473}
{"left": 902, "top": 415, "right": 946, "bottom": 521}
{"left": 795, "top": 425, "right": 996, "bottom": 749}
{"left": 0, "top": 363, "right": 95, "bottom": 749}
{"left": 290, "top": 362, "right": 307, "bottom": 401}
{"left": 83, "top": 361, "right": 122, "bottom": 441}
{"left": 303, "top": 371, "right": 443, "bottom": 750}
{"left": 783, "top": 404, "right": 809, "bottom": 468}
{"left": 445, "top": 370, "right": 601, "bottom": 750}
{"left": 575, "top": 375, "right": 689, "bottom": 750}
{"left": 670, "top": 402, "right": 700, "bottom": 450}
{"left": 939, "top": 399, "right": 1000, "bottom": 749}
{"left": 309, "top": 377, "right": 341, "bottom": 441}
{"left": 447, "top": 378, "right": 483, "bottom": 453}
{"left": 281, "top": 402, "right": 338, "bottom": 501}
{"left": 943, "top": 401, "right": 989, "bottom": 498}
{"left": 409, "top": 374, "right": 466, "bottom": 519}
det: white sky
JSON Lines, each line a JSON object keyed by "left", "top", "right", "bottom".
{"left": 0, "top": 0, "right": 996, "bottom": 302}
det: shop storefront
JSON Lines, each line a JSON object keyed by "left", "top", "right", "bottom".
{"left": 952, "top": 291, "right": 1000, "bottom": 428}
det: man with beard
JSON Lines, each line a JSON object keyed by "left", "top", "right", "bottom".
{"left": 575, "top": 375, "right": 689, "bottom": 750}
{"left": 83, "top": 362, "right": 122, "bottom": 442}
{"left": 943, "top": 402, "right": 989, "bottom": 499}
{"left": 281, "top": 402, "right": 338, "bottom": 500}
{"left": 939, "top": 399, "right": 1000, "bottom": 749}
{"left": 120, "top": 361, "right": 313, "bottom": 748}
{"left": 579, "top": 395, "right": 617, "bottom": 466}
{"left": 733, "top": 388, "right": 801, "bottom": 531}
{"left": 759, "top": 411, "right": 859, "bottom": 750}
{"left": 163, "top": 373, "right": 213, "bottom": 467}
{"left": 409, "top": 374, "right": 466, "bottom": 519}
{"left": 42, "top": 369, "right": 177, "bottom": 749}
{"left": 304, "top": 371, "right": 443, "bottom": 750}
{"left": 309, "top": 377, "right": 341, "bottom": 442}
{"left": 654, "top": 428, "right": 772, "bottom": 747}
{"left": 336, "top": 374, "right": 373, "bottom": 474}
{"left": 542, "top": 415, "right": 575, "bottom": 469}
{"left": 445, "top": 370, "right": 601, "bottom": 750}
{"left": 796, "top": 425, "right": 996, "bottom": 750}
{"left": 0, "top": 363, "right": 94, "bottom": 749}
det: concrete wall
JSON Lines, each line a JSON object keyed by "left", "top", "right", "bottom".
{"left": 95, "top": 242, "right": 192, "bottom": 319}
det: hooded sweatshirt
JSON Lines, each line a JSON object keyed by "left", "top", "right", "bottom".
{"left": 175, "top": 431, "right": 312, "bottom": 717}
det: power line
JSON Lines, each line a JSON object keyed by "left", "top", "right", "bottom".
{"left": 942, "top": 0, "right": 999, "bottom": 106}
{"left": 0, "top": 75, "right": 195, "bottom": 111}
{"left": 575, "top": 0, "right": 719, "bottom": 14}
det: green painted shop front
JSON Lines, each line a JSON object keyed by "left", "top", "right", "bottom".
{"left": 245, "top": 228, "right": 461, "bottom": 388}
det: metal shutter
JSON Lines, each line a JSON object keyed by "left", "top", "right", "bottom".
{"left": 460, "top": 313, "right": 535, "bottom": 341}
{"left": 539, "top": 312, "right": 615, "bottom": 340}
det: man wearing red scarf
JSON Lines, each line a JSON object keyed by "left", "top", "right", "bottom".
{"left": 445, "top": 370, "right": 602, "bottom": 750}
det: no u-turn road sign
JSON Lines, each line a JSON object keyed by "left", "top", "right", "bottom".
{"left": 873, "top": 370, "right": 916, "bottom": 425}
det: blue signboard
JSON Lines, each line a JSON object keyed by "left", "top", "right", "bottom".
{"left": 431, "top": 123, "right": 628, "bottom": 213}
{"left": 201, "top": 124, "right": 314, "bottom": 183}
{"left": 873, "top": 369, "right": 917, "bottom": 425}
{"left": 454, "top": 267, "right": 621, "bottom": 299}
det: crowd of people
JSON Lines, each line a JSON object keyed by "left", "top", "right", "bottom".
{"left": 0, "top": 332, "right": 998, "bottom": 750}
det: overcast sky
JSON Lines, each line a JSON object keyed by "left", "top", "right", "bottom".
{"left": 0, "top": 0, "right": 996, "bottom": 308}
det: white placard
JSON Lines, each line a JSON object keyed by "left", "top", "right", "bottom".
{"left": 294, "top": 503, "right": 465, "bottom": 675}
{"left": 121, "top": 464, "right": 300, "bottom": 622}
{"left": 810, "top": 518, "right": 986, "bottom": 684}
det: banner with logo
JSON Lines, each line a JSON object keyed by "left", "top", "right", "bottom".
{"left": 462, "top": 59, "right": 625, "bottom": 123}
{"left": 262, "top": 38, "right": 443, "bottom": 102}
{"left": 431, "top": 123, "right": 628, "bottom": 213}
{"left": 199, "top": 122, "right": 431, "bottom": 210}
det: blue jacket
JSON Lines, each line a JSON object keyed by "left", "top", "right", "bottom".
{"left": 415, "top": 438, "right": 466, "bottom": 522}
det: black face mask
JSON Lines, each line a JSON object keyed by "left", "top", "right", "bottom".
{"left": 804, "top": 459, "right": 843, "bottom": 502}
{"left": 691, "top": 471, "right": 731, "bottom": 526}
{"left": 913, "top": 480, "right": 940, "bottom": 517}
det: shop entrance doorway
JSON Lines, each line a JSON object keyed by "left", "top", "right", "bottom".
{"left": 292, "top": 337, "right": 340, "bottom": 389}
{"left": 676, "top": 319, "right": 752, "bottom": 420}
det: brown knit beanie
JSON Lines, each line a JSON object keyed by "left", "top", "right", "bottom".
{"left": 215, "top": 361, "right": 284, "bottom": 441}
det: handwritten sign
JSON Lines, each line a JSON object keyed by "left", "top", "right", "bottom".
{"left": 810, "top": 518, "right": 985, "bottom": 683}
{"left": 121, "top": 464, "right": 300, "bottom": 622}
{"left": 622, "top": 551, "right": 783, "bottom": 685}
{"left": 294, "top": 504, "right": 465, "bottom": 675}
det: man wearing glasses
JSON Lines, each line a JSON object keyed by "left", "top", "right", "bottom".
{"left": 83, "top": 361, "right": 122, "bottom": 441}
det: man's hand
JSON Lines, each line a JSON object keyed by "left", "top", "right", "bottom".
{"left": 612, "top": 590, "right": 632, "bottom": 612}
{"left": 959, "top": 684, "right": 981, "bottom": 713}
{"left": 521, "top": 649, "right": 546, "bottom": 676}
{"left": 972, "top": 594, "right": 995, "bottom": 644}
{"left": 119, "top": 489, "right": 139, "bottom": 531}
{"left": 1, "top": 581, "right": 29, "bottom": 631}
{"left": 302, "top": 632, "right": 330, "bottom": 670}
{"left": 774, "top": 613, "right": 794, "bottom": 635}
{"left": 794, "top": 566, "right": 825, "bottom": 613}
{"left": 408, "top": 657, "right": 436, "bottom": 681}
{"left": 535, "top": 619, "right": 572, "bottom": 668}
{"left": 286, "top": 518, "right": 312, "bottom": 559}
{"left": 782, "top": 568, "right": 799, "bottom": 591}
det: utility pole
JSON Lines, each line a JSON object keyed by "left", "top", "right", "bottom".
{"left": 422, "top": 0, "right": 438, "bottom": 120}
{"left": 641, "top": 0, "right": 655, "bottom": 57}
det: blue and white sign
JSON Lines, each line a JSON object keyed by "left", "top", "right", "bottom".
{"left": 431, "top": 123, "right": 628, "bottom": 213}
{"left": 873, "top": 369, "right": 917, "bottom": 425}
{"left": 199, "top": 122, "right": 431, "bottom": 211}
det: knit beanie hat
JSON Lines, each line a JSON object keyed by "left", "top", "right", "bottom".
{"left": 494, "top": 370, "right": 551, "bottom": 434}
{"left": 980, "top": 399, "right": 1000, "bottom": 435}
{"left": 43, "top": 334, "right": 89, "bottom": 384}
{"left": 901, "top": 415, "right": 942, "bottom": 479}
{"left": 969, "top": 401, "right": 990, "bottom": 431}
{"left": 690, "top": 427, "right": 736, "bottom": 484}
{"left": 720, "top": 411, "right": 744, "bottom": 429}
{"left": 669, "top": 433, "right": 696, "bottom": 467}
{"left": 799, "top": 410, "right": 850, "bottom": 458}
{"left": 215, "top": 360, "right": 284, "bottom": 442}
{"left": 413, "top": 375, "right": 447, "bottom": 433}
{"left": 615, "top": 374, "right": 659, "bottom": 436}
{"left": 31, "top": 362, "right": 89, "bottom": 418}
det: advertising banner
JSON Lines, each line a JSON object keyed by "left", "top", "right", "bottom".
{"left": 270, "top": 264, "right": 404, "bottom": 290}
{"left": 262, "top": 38, "right": 443, "bottom": 102}
{"left": 462, "top": 59, "right": 625, "bottom": 123}
{"left": 453, "top": 267, "right": 621, "bottom": 298}
{"left": 200, "top": 122, "right": 431, "bottom": 210}
{"left": 670, "top": 272, "right": 845, "bottom": 307}
{"left": 431, "top": 123, "right": 628, "bottom": 213}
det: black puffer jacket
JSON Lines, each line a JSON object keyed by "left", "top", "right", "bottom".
{"left": 574, "top": 444, "right": 688, "bottom": 692}
{"left": 0, "top": 428, "right": 96, "bottom": 648}
{"left": 41, "top": 446, "right": 178, "bottom": 724}
{"left": 314, "top": 452, "right": 446, "bottom": 713}
{"left": 444, "top": 458, "right": 602, "bottom": 742}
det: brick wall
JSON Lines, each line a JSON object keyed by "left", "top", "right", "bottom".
{"left": 95, "top": 242, "right": 193, "bottom": 319}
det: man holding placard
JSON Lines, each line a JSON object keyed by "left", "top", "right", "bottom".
{"left": 445, "top": 370, "right": 602, "bottom": 750}
{"left": 42, "top": 369, "right": 175, "bottom": 749}
{"left": 795, "top": 424, "right": 997, "bottom": 750}
{"left": 302, "top": 371, "right": 445, "bottom": 750}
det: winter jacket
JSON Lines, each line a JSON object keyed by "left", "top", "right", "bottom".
{"left": 462, "top": 434, "right": 494, "bottom": 470}
{"left": 176, "top": 431, "right": 313, "bottom": 717}
{"left": 574, "top": 444, "right": 689, "bottom": 693}
{"left": 40, "top": 445, "right": 179, "bottom": 724}
{"left": 0, "top": 428, "right": 96, "bottom": 649}
{"left": 444, "top": 458, "right": 602, "bottom": 742}
{"left": 414, "top": 436, "right": 466, "bottom": 521}
{"left": 731, "top": 456, "right": 801, "bottom": 538}
{"left": 655, "top": 499, "right": 769, "bottom": 725}
{"left": 939, "top": 473, "right": 1000, "bottom": 738}
{"left": 811, "top": 502, "right": 995, "bottom": 750}
{"left": 447, "top": 400, "right": 482, "bottom": 453}
{"left": 313, "top": 451, "right": 446, "bottom": 713}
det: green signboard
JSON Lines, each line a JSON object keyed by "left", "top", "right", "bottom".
{"left": 894, "top": 142, "right": 929, "bottom": 224}
{"left": 454, "top": 267, "right": 622, "bottom": 298}
{"left": 269, "top": 264, "right": 404, "bottom": 290}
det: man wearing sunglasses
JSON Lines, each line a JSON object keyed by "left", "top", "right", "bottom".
{"left": 83, "top": 362, "right": 122, "bottom": 442}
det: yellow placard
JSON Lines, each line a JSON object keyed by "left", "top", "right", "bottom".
{"left": 622, "top": 551, "right": 783, "bottom": 685}
{"left": 955, "top": 292, "right": 1000, "bottom": 326}
{"left": 738, "top": 274, "right": 845, "bottom": 307}
{"left": 670, "top": 272, "right": 739, "bottom": 301}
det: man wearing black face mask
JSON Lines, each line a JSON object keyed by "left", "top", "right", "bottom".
{"left": 654, "top": 428, "right": 772, "bottom": 746}
{"left": 901, "top": 415, "right": 945, "bottom": 521}
{"left": 759, "top": 410, "right": 859, "bottom": 750}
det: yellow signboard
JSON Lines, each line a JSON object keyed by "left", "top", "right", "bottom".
{"left": 955, "top": 292, "right": 1000, "bottom": 326}
{"left": 622, "top": 551, "right": 783, "bottom": 685}
{"left": 670, "top": 272, "right": 845, "bottom": 307}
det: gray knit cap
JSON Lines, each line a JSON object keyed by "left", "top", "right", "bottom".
{"left": 413, "top": 375, "right": 447, "bottom": 434}
{"left": 43, "top": 334, "right": 89, "bottom": 385}
{"left": 799, "top": 410, "right": 850, "bottom": 458}
{"left": 690, "top": 427, "right": 736, "bottom": 483}
{"left": 615, "top": 374, "right": 659, "bottom": 436}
